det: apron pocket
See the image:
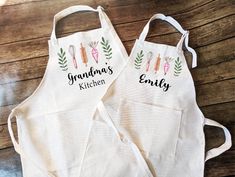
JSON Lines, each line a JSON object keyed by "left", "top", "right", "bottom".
{"left": 118, "top": 99, "right": 182, "bottom": 158}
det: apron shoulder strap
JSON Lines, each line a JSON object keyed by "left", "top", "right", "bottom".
{"left": 204, "top": 118, "right": 232, "bottom": 162}
{"left": 139, "top": 13, "right": 197, "bottom": 68}
{"left": 51, "top": 5, "right": 99, "bottom": 43}
{"left": 50, "top": 5, "right": 128, "bottom": 58}
{"left": 50, "top": 6, "right": 109, "bottom": 44}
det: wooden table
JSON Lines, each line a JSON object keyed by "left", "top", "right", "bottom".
{"left": 0, "top": 0, "right": 234, "bottom": 176}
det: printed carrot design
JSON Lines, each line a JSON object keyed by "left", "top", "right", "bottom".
{"left": 146, "top": 51, "right": 153, "bottom": 72}
{"left": 89, "top": 41, "right": 99, "bottom": 63}
{"left": 68, "top": 45, "right": 78, "bottom": 69}
{"left": 80, "top": 43, "right": 88, "bottom": 67}
{"left": 154, "top": 54, "right": 161, "bottom": 73}
{"left": 163, "top": 57, "right": 173, "bottom": 75}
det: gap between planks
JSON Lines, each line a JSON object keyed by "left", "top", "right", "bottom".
{"left": 0, "top": 0, "right": 233, "bottom": 45}
{"left": 0, "top": 14, "right": 234, "bottom": 66}
{"left": 1, "top": 10, "right": 233, "bottom": 47}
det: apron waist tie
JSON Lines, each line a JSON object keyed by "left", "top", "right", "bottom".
{"left": 204, "top": 118, "right": 232, "bottom": 162}
{"left": 8, "top": 110, "right": 56, "bottom": 177}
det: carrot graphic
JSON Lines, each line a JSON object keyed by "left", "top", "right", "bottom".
{"left": 164, "top": 57, "right": 173, "bottom": 75}
{"left": 68, "top": 45, "right": 78, "bottom": 69}
{"left": 164, "top": 61, "right": 170, "bottom": 75}
{"left": 89, "top": 41, "right": 99, "bottom": 63}
{"left": 146, "top": 51, "right": 153, "bottom": 72}
{"left": 80, "top": 43, "right": 88, "bottom": 67}
{"left": 154, "top": 54, "right": 161, "bottom": 73}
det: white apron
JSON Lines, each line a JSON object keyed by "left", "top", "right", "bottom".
{"left": 7, "top": 5, "right": 143, "bottom": 177}
{"left": 98, "top": 14, "right": 232, "bottom": 177}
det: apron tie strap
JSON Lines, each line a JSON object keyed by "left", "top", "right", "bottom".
{"left": 8, "top": 109, "right": 21, "bottom": 154}
{"left": 8, "top": 110, "right": 54, "bottom": 177}
{"left": 204, "top": 118, "right": 232, "bottom": 162}
{"left": 139, "top": 13, "right": 197, "bottom": 68}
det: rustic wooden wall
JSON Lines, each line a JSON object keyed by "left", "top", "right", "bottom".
{"left": 0, "top": 0, "right": 234, "bottom": 176}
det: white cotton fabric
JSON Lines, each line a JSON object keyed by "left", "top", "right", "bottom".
{"left": 94, "top": 14, "right": 232, "bottom": 177}
{"left": 8, "top": 5, "right": 152, "bottom": 177}
{"left": 8, "top": 8, "right": 232, "bottom": 177}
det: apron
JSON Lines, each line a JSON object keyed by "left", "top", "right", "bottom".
{"left": 78, "top": 106, "right": 154, "bottom": 177}
{"left": 7, "top": 5, "right": 141, "bottom": 177}
{"left": 98, "top": 13, "right": 232, "bottom": 177}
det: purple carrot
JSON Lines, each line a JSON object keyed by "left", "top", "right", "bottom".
{"left": 89, "top": 41, "right": 99, "bottom": 63}
{"left": 164, "top": 62, "right": 170, "bottom": 75}
{"left": 164, "top": 57, "right": 173, "bottom": 75}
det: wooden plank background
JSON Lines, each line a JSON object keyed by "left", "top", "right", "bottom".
{"left": 0, "top": 0, "right": 234, "bottom": 176}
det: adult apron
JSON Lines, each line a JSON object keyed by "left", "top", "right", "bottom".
{"left": 98, "top": 14, "right": 232, "bottom": 177}
{"left": 7, "top": 5, "right": 134, "bottom": 177}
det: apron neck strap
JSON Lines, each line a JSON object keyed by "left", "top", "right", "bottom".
{"left": 139, "top": 13, "right": 197, "bottom": 68}
{"left": 50, "top": 5, "right": 109, "bottom": 45}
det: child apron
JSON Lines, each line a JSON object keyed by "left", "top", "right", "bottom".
{"left": 7, "top": 5, "right": 139, "bottom": 177}
{"left": 98, "top": 14, "right": 232, "bottom": 177}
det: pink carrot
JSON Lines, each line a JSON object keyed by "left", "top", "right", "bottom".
{"left": 92, "top": 48, "right": 98, "bottom": 63}
{"left": 164, "top": 62, "right": 170, "bottom": 75}
{"left": 89, "top": 41, "right": 99, "bottom": 63}
{"left": 164, "top": 57, "right": 173, "bottom": 75}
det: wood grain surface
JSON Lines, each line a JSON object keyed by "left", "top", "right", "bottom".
{"left": 0, "top": 0, "right": 234, "bottom": 176}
